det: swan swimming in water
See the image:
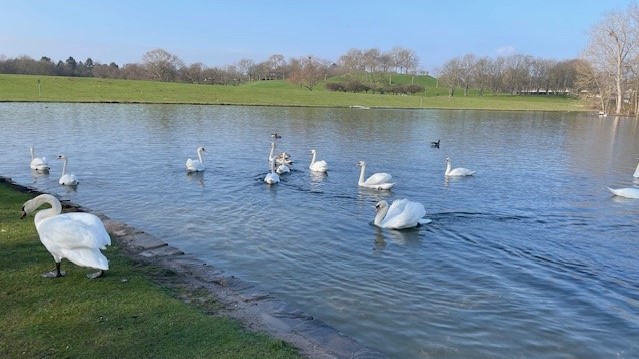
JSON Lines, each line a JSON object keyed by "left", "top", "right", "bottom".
{"left": 373, "top": 199, "right": 431, "bottom": 229}
{"left": 634, "top": 162, "right": 639, "bottom": 179}
{"left": 57, "top": 155, "right": 79, "bottom": 186}
{"left": 608, "top": 187, "right": 639, "bottom": 199}
{"left": 357, "top": 160, "right": 394, "bottom": 190}
{"left": 267, "top": 142, "right": 290, "bottom": 174}
{"left": 29, "top": 146, "right": 49, "bottom": 171}
{"left": 186, "top": 146, "right": 206, "bottom": 172}
{"left": 309, "top": 149, "right": 328, "bottom": 173}
{"left": 264, "top": 159, "right": 280, "bottom": 184}
{"left": 20, "top": 194, "right": 111, "bottom": 279}
{"left": 445, "top": 157, "right": 475, "bottom": 177}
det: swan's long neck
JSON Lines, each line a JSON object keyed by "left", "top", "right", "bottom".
{"left": 634, "top": 162, "right": 639, "bottom": 178}
{"left": 310, "top": 151, "right": 317, "bottom": 165}
{"left": 269, "top": 143, "right": 275, "bottom": 162}
{"left": 374, "top": 206, "right": 388, "bottom": 226}
{"left": 33, "top": 194, "right": 62, "bottom": 227}
{"left": 445, "top": 160, "right": 451, "bottom": 175}
{"left": 30, "top": 146, "right": 35, "bottom": 160}
{"left": 61, "top": 158, "right": 68, "bottom": 176}
{"left": 358, "top": 163, "right": 366, "bottom": 184}
{"left": 197, "top": 148, "right": 203, "bottom": 163}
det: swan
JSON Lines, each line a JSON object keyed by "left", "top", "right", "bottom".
{"left": 20, "top": 194, "right": 111, "bottom": 279}
{"left": 445, "top": 157, "right": 475, "bottom": 176}
{"left": 634, "top": 162, "right": 639, "bottom": 179}
{"left": 608, "top": 187, "right": 639, "bottom": 199}
{"left": 309, "top": 149, "right": 328, "bottom": 173}
{"left": 57, "top": 155, "right": 79, "bottom": 186}
{"left": 357, "top": 160, "right": 394, "bottom": 190}
{"left": 186, "top": 146, "right": 206, "bottom": 172}
{"left": 374, "top": 199, "right": 431, "bottom": 229}
{"left": 29, "top": 146, "right": 50, "bottom": 171}
{"left": 268, "top": 142, "right": 292, "bottom": 166}
{"left": 264, "top": 159, "right": 280, "bottom": 184}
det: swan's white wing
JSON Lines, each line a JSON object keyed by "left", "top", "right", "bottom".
{"left": 310, "top": 160, "right": 328, "bottom": 172}
{"left": 59, "top": 174, "right": 79, "bottom": 185}
{"left": 186, "top": 159, "right": 204, "bottom": 172}
{"left": 30, "top": 158, "right": 49, "bottom": 170}
{"left": 364, "top": 172, "right": 392, "bottom": 185}
{"left": 37, "top": 214, "right": 111, "bottom": 269}
{"left": 264, "top": 172, "right": 280, "bottom": 184}
{"left": 448, "top": 167, "right": 475, "bottom": 176}
{"left": 276, "top": 164, "right": 290, "bottom": 174}
{"left": 608, "top": 187, "right": 639, "bottom": 199}
{"left": 382, "top": 200, "right": 426, "bottom": 229}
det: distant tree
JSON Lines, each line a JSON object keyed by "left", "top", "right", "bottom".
{"left": 236, "top": 58, "right": 254, "bottom": 81}
{"left": 288, "top": 56, "right": 327, "bottom": 90}
{"left": 391, "top": 46, "right": 419, "bottom": 74}
{"left": 178, "top": 62, "right": 205, "bottom": 83}
{"left": 65, "top": 56, "right": 77, "bottom": 75}
{"left": 142, "top": 48, "right": 184, "bottom": 82}
{"left": 120, "top": 63, "right": 147, "bottom": 80}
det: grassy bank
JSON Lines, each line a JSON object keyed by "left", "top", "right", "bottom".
{"left": 0, "top": 183, "right": 300, "bottom": 358}
{"left": 0, "top": 73, "right": 586, "bottom": 111}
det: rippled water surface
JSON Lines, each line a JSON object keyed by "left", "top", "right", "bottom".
{"left": 1, "top": 103, "right": 638, "bottom": 358}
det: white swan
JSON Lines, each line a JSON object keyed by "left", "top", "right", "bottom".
{"left": 357, "top": 160, "right": 394, "bottom": 190}
{"left": 608, "top": 187, "right": 639, "bottom": 199}
{"left": 264, "top": 159, "right": 280, "bottom": 184}
{"left": 374, "top": 199, "right": 430, "bottom": 229}
{"left": 186, "top": 146, "right": 206, "bottom": 172}
{"left": 309, "top": 149, "right": 328, "bottom": 173}
{"left": 634, "top": 162, "right": 639, "bottom": 179}
{"left": 20, "top": 194, "right": 111, "bottom": 279}
{"left": 57, "top": 155, "right": 79, "bottom": 186}
{"left": 29, "top": 146, "right": 49, "bottom": 171}
{"left": 445, "top": 157, "right": 475, "bottom": 176}
{"left": 267, "top": 142, "right": 290, "bottom": 174}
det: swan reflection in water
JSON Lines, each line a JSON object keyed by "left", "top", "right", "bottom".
{"left": 185, "top": 171, "right": 205, "bottom": 187}
{"left": 373, "top": 226, "right": 423, "bottom": 254}
{"left": 30, "top": 169, "right": 49, "bottom": 185}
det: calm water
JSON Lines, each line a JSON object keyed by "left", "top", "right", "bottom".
{"left": 1, "top": 103, "right": 638, "bottom": 358}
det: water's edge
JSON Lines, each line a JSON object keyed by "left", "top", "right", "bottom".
{"left": 2, "top": 176, "right": 387, "bottom": 359}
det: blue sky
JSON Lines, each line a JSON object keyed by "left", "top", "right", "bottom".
{"left": 0, "top": 0, "right": 635, "bottom": 72}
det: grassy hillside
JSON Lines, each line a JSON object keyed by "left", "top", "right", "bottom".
{"left": 0, "top": 74, "right": 586, "bottom": 111}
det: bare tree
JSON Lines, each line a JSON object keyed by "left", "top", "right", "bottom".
{"left": 391, "top": 46, "right": 419, "bottom": 74}
{"left": 581, "top": 7, "right": 637, "bottom": 114}
{"left": 142, "top": 48, "right": 184, "bottom": 82}
{"left": 236, "top": 58, "right": 254, "bottom": 81}
{"left": 288, "top": 56, "right": 327, "bottom": 90}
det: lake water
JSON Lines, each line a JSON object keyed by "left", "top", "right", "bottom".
{"left": 1, "top": 102, "right": 638, "bottom": 358}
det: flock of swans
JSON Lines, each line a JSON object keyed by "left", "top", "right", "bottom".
{"left": 20, "top": 141, "right": 639, "bottom": 281}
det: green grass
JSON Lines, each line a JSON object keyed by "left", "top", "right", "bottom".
{"left": 0, "top": 183, "right": 301, "bottom": 359}
{"left": 0, "top": 73, "right": 587, "bottom": 111}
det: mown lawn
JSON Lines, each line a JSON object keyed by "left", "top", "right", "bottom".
{"left": 0, "top": 73, "right": 586, "bottom": 112}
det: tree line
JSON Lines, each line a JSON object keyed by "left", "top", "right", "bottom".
{"left": 2, "top": 2, "right": 638, "bottom": 116}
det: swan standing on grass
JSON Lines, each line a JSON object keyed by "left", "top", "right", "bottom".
{"left": 373, "top": 199, "right": 431, "bottom": 229}
{"left": 57, "top": 155, "right": 79, "bottom": 186}
{"left": 186, "top": 146, "right": 206, "bottom": 172}
{"left": 29, "top": 146, "right": 49, "bottom": 171}
{"left": 20, "top": 194, "right": 111, "bottom": 279}
{"left": 357, "top": 160, "right": 394, "bottom": 190}
{"left": 264, "top": 159, "right": 280, "bottom": 184}
{"left": 608, "top": 187, "right": 639, "bottom": 199}
{"left": 445, "top": 157, "right": 475, "bottom": 177}
{"left": 309, "top": 149, "right": 328, "bottom": 173}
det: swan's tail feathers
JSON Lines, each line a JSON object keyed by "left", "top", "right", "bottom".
{"left": 62, "top": 248, "right": 109, "bottom": 271}
{"left": 418, "top": 218, "right": 432, "bottom": 225}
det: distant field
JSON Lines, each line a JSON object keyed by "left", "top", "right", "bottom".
{"left": 0, "top": 74, "right": 587, "bottom": 112}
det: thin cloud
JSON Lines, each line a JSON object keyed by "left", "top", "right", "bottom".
{"left": 496, "top": 45, "right": 516, "bottom": 56}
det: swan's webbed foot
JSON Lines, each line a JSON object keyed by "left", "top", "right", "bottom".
{"left": 86, "top": 270, "right": 104, "bottom": 279}
{"left": 42, "top": 263, "right": 65, "bottom": 278}
{"left": 42, "top": 270, "right": 65, "bottom": 278}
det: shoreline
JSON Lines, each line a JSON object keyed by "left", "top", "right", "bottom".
{"left": 1, "top": 176, "right": 387, "bottom": 359}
